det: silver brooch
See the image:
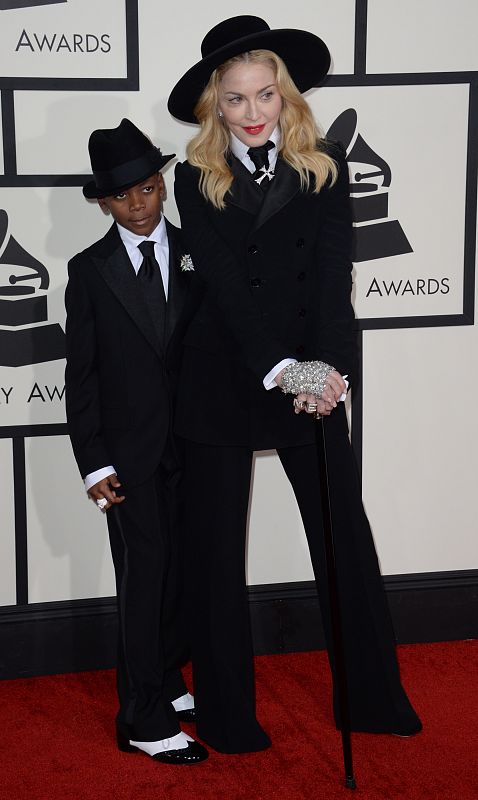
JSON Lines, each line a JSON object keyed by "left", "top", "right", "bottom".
{"left": 255, "top": 166, "right": 275, "bottom": 185}
{"left": 180, "top": 254, "right": 194, "bottom": 272}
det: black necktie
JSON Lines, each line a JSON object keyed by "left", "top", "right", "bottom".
{"left": 138, "top": 240, "right": 160, "bottom": 281}
{"left": 247, "top": 141, "right": 275, "bottom": 190}
{"left": 137, "top": 240, "right": 166, "bottom": 346}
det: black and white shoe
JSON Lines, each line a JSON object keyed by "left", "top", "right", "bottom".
{"left": 172, "top": 692, "right": 196, "bottom": 723}
{"left": 117, "top": 730, "right": 208, "bottom": 764}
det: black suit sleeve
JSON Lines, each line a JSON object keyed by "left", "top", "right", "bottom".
{"left": 65, "top": 254, "right": 111, "bottom": 479}
{"left": 174, "top": 161, "right": 288, "bottom": 381}
{"left": 315, "top": 146, "right": 358, "bottom": 382}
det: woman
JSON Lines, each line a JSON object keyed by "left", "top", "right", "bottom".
{"left": 168, "top": 15, "right": 421, "bottom": 754}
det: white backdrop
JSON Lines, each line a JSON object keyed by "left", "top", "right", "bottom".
{"left": 0, "top": 0, "right": 477, "bottom": 607}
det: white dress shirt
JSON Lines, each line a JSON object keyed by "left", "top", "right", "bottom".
{"left": 84, "top": 217, "right": 169, "bottom": 492}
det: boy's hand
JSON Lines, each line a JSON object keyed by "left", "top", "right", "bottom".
{"left": 88, "top": 473, "right": 125, "bottom": 512}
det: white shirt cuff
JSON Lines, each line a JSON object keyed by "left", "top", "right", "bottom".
{"left": 339, "top": 376, "right": 349, "bottom": 402}
{"left": 84, "top": 466, "right": 116, "bottom": 493}
{"left": 263, "top": 358, "right": 297, "bottom": 390}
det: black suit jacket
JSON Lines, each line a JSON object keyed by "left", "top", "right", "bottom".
{"left": 174, "top": 145, "right": 357, "bottom": 449}
{"left": 65, "top": 219, "right": 191, "bottom": 486}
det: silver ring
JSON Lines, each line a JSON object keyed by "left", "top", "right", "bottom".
{"left": 306, "top": 402, "right": 318, "bottom": 413}
{"left": 96, "top": 497, "right": 108, "bottom": 510}
{"left": 293, "top": 398, "right": 305, "bottom": 410}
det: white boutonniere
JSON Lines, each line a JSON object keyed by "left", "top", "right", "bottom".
{"left": 180, "top": 254, "right": 194, "bottom": 272}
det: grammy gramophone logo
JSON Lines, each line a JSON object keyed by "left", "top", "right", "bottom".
{"left": 327, "top": 109, "right": 413, "bottom": 263}
{"left": 0, "top": 209, "right": 65, "bottom": 367}
{"left": 0, "top": 1, "right": 66, "bottom": 9}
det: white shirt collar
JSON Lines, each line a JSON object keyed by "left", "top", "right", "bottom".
{"left": 116, "top": 215, "right": 169, "bottom": 283}
{"left": 116, "top": 214, "right": 168, "bottom": 249}
{"left": 229, "top": 126, "right": 280, "bottom": 172}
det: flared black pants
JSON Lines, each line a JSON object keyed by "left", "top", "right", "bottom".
{"left": 182, "top": 409, "right": 421, "bottom": 753}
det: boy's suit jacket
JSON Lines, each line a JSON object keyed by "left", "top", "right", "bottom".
{"left": 174, "top": 144, "right": 358, "bottom": 450}
{"left": 65, "top": 219, "right": 191, "bottom": 487}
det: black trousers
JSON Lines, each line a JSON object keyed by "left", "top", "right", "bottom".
{"left": 107, "top": 438, "right": 188, "bottom": 741}
{"left": 182, "top": 410, "right": 421, "bottom": 753}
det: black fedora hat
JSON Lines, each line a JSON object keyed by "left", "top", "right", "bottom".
{"left": 83, "top": 118, "right": 175, "bottom": 199}
{"left": 167, "top": 15, "right": 331, "bottom": 123}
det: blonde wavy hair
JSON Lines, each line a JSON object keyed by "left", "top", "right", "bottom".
{"left": 187, "top": 49, "right": 337, "bottom": 209}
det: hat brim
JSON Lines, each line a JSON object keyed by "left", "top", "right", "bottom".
{"left": 168, "top": 28, "right": 330, "bottom": 123}
{"left": 82, "top": 150, "right": 175, "bottom": 199}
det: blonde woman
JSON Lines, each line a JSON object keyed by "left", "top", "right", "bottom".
{"left": 168, "top": 16, "right": 421, "bottom": 754}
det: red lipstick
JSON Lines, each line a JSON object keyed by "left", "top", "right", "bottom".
{"left": 242, "top": 125, "right": 265, "bottom": 135}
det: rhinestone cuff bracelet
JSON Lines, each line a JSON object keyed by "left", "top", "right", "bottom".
{"left": 281, "top": 360, "right": 335, "bottom": 397}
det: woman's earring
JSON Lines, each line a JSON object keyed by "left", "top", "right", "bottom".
{"left": 217, "top": 110, "right": 224, "bottom": 118}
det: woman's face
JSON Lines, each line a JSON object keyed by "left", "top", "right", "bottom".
{"left": 217, "top": 61, "right": 282, "bottom": 147}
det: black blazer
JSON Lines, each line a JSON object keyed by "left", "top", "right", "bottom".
{"left": 174, "top": 145, "right": 357, "bottom": 449}
{"left": 65, "top": 219, "right": 191, "bottom": 486}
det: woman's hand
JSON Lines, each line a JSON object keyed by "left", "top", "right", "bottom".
{"left": 321, "top": 370, "right": 347, "bottom": 406}
{"left": 293, "top": 393, "right": 333, "bottom": 417}
{"left": 277, "top": 364, "right": 347, "bottom": 409}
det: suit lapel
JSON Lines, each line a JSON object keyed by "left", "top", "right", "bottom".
{"left": 253, "top": 158, "right": 302, "bottom": 231}
{"left": 226, "top": 154, "right": 264, "bottom": 215}
{"left": 226, "top": 155, "right": 302, "bottom": 229}
{"left": 164, "top": 219, "right": 188, "bottom": 344}
{"left": 92, "top": 225, "right": 163, "bottom": 358}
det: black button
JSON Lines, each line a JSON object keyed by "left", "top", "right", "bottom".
{"left": 248, "top": 245, "right": 258, "bottom": 255}
{"left": 298, "top": 308, "right": 307, "bottom": 317}
{"left": 297, "top": 271, "right": 306, "bottom": 281}
{"left": 296, "top": 344, "right": 305, "bottom": 354}
{"left": 250, "top": 277, "right": 262, "bottom": 288}
{"left": 296, "top": 238, "right": 305, "bottom": 248}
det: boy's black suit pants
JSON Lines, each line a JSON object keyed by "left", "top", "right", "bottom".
{"left": 107, "top": 434, "right": 188, "bottom": 741}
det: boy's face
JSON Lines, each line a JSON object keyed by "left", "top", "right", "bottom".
{"left": 98, "top": 173, "right": 164, "bottom": 236}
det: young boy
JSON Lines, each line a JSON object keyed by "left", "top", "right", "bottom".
{"left": 65, "top": 118, "right": 207, "bottom": 764}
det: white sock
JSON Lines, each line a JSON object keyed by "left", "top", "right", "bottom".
{"left": 130, "top": 731, "right": 194, "bottom": 756}
{"left": 171, "top": 692, "right": 195, "bottom": 712}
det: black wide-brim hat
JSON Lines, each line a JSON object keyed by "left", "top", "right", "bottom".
{"left": 83, "top": 118, "right": 175, "bottom": 199}
{"left": 167, "top": 15, "right": 331, "bottom": 123}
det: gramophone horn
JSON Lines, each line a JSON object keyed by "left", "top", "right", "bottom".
{"left": 326, "top": 108, "right": 392, "bottom": 190}
{"left": 0, "top": 208, "right": 66, "bottom": 367}
{"left": 0, "top": 235, "right": 49, "bottom": 294}
{"left": 0, "top": 213, "right": 50, "bottom": 324}
{"left": 347, "top": 133, "right": 392, "bottom": 188}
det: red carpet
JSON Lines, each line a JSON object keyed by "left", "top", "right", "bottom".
{"left": 1, "top": 641, "right": 477, "bottom": 800}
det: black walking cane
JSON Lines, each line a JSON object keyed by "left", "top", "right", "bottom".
{"left": 315, "top": 416, "right": 356, "bottom": 790}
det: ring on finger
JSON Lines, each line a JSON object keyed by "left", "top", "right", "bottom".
{"left": 306, "top": 402, "right": 318, "bottom": 413}
{"left": 294, "top": 398, "right": 305, "bottom": 410}
{"left": 96, "top": 497, "right": 108, "bottom": 511}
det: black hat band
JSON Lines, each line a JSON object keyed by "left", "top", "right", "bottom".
{"left": 92, "top": 148, "right": 163, "bottom": 193}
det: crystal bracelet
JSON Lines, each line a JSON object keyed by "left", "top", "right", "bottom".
{"left": 281, "top": 360, "right": 335, "bottom": 397}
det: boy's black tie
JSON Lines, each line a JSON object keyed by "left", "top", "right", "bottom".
{"left": 247, "top": 141, "right": 275, "bottom": 189}
{"left": 137, "top": 240, "right": 166, "bottom": 347}
{"left": 138, "top": 240, "right": 160, "bottom": 281}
